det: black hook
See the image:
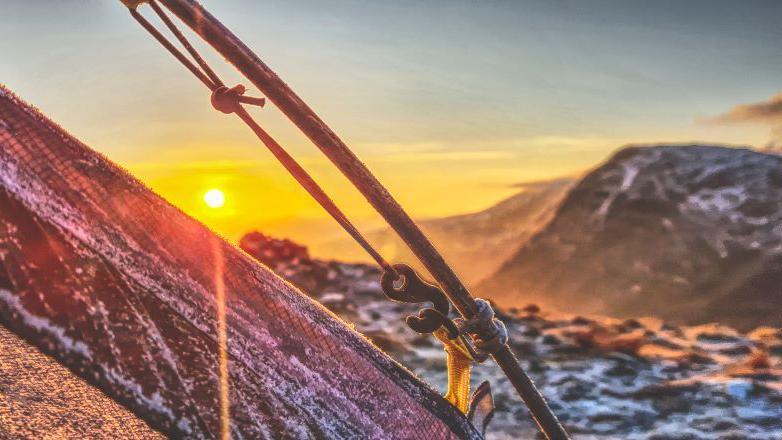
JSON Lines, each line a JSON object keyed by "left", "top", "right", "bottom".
{"left": 381, "top": 263, "right": 489, "bottom": 362}
{"left": 381, "top": 263, "right": 455, "bottom": 337}
{"left": 406, "top": 308, "right": 459, "bottom": 337}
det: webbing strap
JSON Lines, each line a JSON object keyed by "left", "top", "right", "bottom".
{"left": 127, "top": 1, "right": 399, "bottom": 279}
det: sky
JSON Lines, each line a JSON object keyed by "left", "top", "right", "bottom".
{"left": 2, "top": 0, "right": 781, "bottom": 244}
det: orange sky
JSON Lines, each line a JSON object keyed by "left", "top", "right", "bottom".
{"left": 2, "top": 1, "right": 779, "bottom": 246}
{"left": 129, "top": 136, "right": 620, "bottom": 243}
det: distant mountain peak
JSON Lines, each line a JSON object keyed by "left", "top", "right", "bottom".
{"left": 480, "top": 145, "right": 782, "bottom": 330}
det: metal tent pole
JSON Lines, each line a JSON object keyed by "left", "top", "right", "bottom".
{"left": 153, "top": 1, "right": 568, "bottom": 437}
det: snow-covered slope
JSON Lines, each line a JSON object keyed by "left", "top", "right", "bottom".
{"left": 479, "top": 145, "right": 782, "bottom": 330}
{"left": 0, "top": 86, "right": 479, "bottom": 439}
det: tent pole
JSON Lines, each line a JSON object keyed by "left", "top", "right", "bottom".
{"left": 154, "top": 1, "right": 568, "bottom": 438}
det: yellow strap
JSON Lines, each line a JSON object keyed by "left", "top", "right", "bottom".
{"left": 433, "top": 328, "right": 474, "bottom": 413}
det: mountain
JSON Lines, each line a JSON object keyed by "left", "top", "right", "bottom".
{"left": 479, "top": 145, "right": 782, "bottom": 330}
{"left": 241, "top": 232, "right": 782, "bottom": 440}
{"left": 312, "top": 178, "right": 573, "bottom": 285}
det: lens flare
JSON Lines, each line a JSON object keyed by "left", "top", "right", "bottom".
{"left": 211, "top": 238, "right": 230, "bottom": 439}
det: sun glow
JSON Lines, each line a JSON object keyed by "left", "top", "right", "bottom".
{"left": 204, "top": 189, "right": 226, "bottom": 209}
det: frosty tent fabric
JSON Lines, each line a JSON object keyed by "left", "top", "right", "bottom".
{"left": 0, "top": 85, "right": 480, "bottom": 439}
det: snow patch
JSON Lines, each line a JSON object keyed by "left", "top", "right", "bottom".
{"left": 686, "top": 186, "right": 748, "bottom": 213}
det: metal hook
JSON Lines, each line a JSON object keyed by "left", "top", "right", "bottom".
{"left": 380, "top": 263, "right": 488, "bottom": 363}
{"left": 381, "top": 264, "right": 450, "bottom": 330}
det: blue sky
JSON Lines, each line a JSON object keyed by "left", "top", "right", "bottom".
{"left": 2, "top": 0, "right": 780, "bottom": 240}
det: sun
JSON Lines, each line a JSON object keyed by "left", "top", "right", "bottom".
{"left": 204, "top": 188, "right": 225, "bottom": 209}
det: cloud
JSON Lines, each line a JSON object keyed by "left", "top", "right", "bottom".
{"left": 371, "top": 150, "right": 515, "bottom": 163}
{"left": 708, "top": 92, "right": 782, "bottom": 124}
{"left": 706, "top": 92, "right": 782, "bottom": 148}
{"left": 127, "top": 159, "right": 269, "bottom": 172}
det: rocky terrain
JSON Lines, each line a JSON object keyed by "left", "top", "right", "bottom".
{"left": 313, "top": 178, "right": 573, "bottom": 285}
{"left": 242, "top": 232, "right": 782, "bottom": 439}
{"left": 479, "top": 145, "right": 782, "bottom": 330}
{"left": 0, "top": 326, "right": 162, "bottom": 438}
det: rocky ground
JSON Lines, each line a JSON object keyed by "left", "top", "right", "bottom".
{"left": 242, "top": 232, "right": 782, "bottom": 439}
{"left": 0, "top": 326, "right": 162, "bottom": 439}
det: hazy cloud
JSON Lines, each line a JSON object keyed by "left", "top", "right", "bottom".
{"left": 127, "top": 160, "right": 269, "bottom": 172}
{"left": 370, "top": 150, "right": 515, "bottom": 163}
{"left": 710, "top": 92, "right": 782, "bottom": 124}
{"left": 708, "top": 92, "right": 782, "bottom": 148}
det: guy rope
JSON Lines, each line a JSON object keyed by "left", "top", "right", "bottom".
{"left": 120, "top": 1, "right": 569, "bottom": 438}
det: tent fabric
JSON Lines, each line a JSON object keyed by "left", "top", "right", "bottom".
{"left": 0, "top": 85, "right": 480, "bottom": 439}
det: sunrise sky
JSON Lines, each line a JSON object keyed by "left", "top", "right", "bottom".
{"left": 2, "top": 0, "right": 781, "bottom": 244}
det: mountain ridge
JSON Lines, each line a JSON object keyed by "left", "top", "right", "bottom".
{"left": 479, "top": 144, "right": 782, "bottom": 330}
{"left": 313, "top": 178, "right": 574, "bottom": 285}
